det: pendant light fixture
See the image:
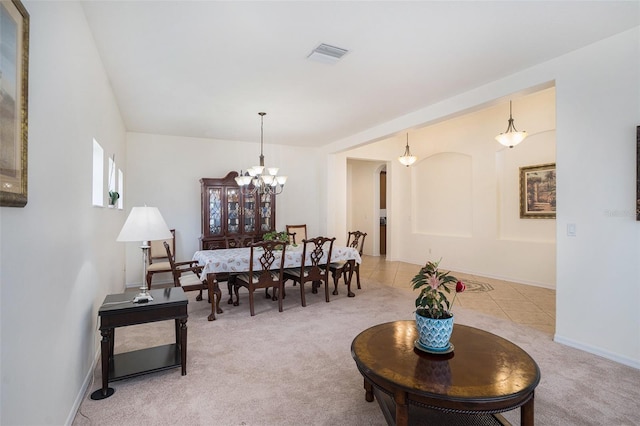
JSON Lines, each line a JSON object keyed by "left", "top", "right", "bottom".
{"left": 235, "top": 112, "right": 287, "bottom": 195}
{"left": 398, "top": 133, "right": 417, "bottom": 167}
{"left": 495, "top": 100, "right": 528, "bottom": 148}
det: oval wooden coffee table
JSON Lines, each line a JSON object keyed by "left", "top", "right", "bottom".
{"left": 351, "top": 321, "right": 540, "bottom": 426}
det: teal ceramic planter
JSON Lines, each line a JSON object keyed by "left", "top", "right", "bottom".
{"left": 415, "top": 312, "right": 454, "bottom": 350}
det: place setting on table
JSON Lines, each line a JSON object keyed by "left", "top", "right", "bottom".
{"left": 192, "top": 239, "right": 362, "bottom": 321}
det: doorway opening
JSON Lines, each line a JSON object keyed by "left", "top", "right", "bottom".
{"left": 379, "top": 169, "right": 386, "bottom": 255}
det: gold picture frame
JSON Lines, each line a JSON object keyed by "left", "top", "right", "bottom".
{"left": 636, "top": 126, "right": 639, "bottom": 221}
{"left": 519, "top": 163, "right": 556, "bottom": 219}
{"left": 0, "top": 0, "right": 29, "bottom": 207}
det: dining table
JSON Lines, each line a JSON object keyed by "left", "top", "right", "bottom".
{"left": 192, "top": 243, "right": 362, "bottom": 321}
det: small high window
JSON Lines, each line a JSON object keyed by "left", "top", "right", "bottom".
{"left": 92, "top": 139, "right": 104, "bottom": 206}
{"left": 117, "top": 169, "right": 124, "bottom": 209}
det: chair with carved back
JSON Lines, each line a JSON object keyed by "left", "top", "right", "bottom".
{"left": 283, "top": 236, "right": 335, "bottom": 307}
{"left": 285, "top": 224, "right": 307, "bottom": 287}
{"left": 287, "top": 231, "right": 297, "bottom": 245}
{"left": 223, "top": 235, "right": 256, "bottom": 304}
{"left": 146, "top": 229, "right": 175, "bottom": 289}
{"left": 329, "top": 231, "right": 367, "bottom": 295}
{"left": 233, "top": 240, "right": 287, "bottom": 316}
{"left": 165, "top": 241, "right": 207, "bottom": 303}
{"left": 286, "top": 224, "right": 307, "bottom": 245}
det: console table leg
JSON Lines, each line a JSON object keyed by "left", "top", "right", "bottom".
{"left": 90, "top": 328, "right": 115, "bottom": 400}
{"left": 521, "top": 392, "right": 535, "bottom": 426}
{"left": 180, "top": 318, "right": 188, "bottom": 376}
{"left": 108, "top": 328, "right": 115, "bottom": 358}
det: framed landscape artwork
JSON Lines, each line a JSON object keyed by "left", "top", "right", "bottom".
{"left": 0, "top": 0, "right": 29, "bottom": 207}
{"left": 519, "top": 163, "right": 556, "bottom": 219}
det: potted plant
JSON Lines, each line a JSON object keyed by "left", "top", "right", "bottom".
{"left": 108, "top": 154, "right": 119, "bottom": 208}
{"left": 412, "top": 259, "right": 465, "bottom": 352}
{"left": 108, "top": 190, "right": 119, "bottom": 207}
{"left": 263, "top": 230, "right": 289, "bottom": 249}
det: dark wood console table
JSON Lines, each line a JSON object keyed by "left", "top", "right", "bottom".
{"left": 351, "top": 321, "right": 540, "bottom": 425}
{"left": 91, "top": 287, "right": 188, "bottom": 400}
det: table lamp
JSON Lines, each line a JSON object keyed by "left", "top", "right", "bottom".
{"left": 117, "top": 206, "right": 173, "bottom": 303}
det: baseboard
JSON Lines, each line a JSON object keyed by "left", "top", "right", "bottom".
{"left": 554, "top": 334, "right": 640, "bottom": 370}
{"left": 380, "top": 256, "right": 555, "bottom": 290}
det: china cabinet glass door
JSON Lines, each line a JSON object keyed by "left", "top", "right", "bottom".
{"left": 243, "top": 192, "right": 256, "bottom": 233}
{"left": 259, "top": 193, "right": 274, "bottom": 232}
{"left": 227, "top": 188, "right": 240, "bottom": 234}
{"left": 208, "top": 188, "right": 222, "bottom": 236}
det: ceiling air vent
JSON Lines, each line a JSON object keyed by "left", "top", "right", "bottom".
{"left": 307, "top": 43, "right": 349, "bottom": 64}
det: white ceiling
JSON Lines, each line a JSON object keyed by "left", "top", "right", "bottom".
{"left": 81, "top": 1, "right": 639, "bottom": 147}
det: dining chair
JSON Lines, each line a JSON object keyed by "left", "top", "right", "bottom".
{"left": 146, "top": 229, "right": 175, "bottom": 289}
{"left": 329, "top": 231, "right": 367, "bottom": 294}
{"left": 224, "top": 235, "right": 255, "bottom": 304}
{"left": 286, "top": 231, "right": 297, "bottom": 245}
{"left": 233, "top": 240, "right": 287, "bottom": 316}
{"left": 283, "top": 236, "right": 335, "bottom": 307}
{"left": 165, "top": 241, "right": 207, "bottom": 302}
{"left": 286, "top": 224, "right": 307, "bottom": 245}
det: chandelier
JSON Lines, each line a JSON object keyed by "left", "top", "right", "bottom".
{"left": 495, "top": 100, "right": 528, "bottom": 148}
{"left": 235, "top": 112, "right": 287, "bottom": 195}
{"left": 398, "top": 133, "right": 417, "bottom": 167}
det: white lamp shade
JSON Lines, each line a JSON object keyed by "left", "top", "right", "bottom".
{"left": 398, "top": 155, "right": 417, "bottom": 166}
{"left": 495, "top": 131, "right": 528, "bottom": 148}
{"left": 116, "top": 206, "right": 173, "bottom": 242}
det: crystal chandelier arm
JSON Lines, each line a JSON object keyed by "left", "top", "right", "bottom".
{"left": 237, "top": 111, "right": 286, "bottom": 195}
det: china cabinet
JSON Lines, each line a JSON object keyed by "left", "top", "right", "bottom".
{"left": 200, "top": 172, "right": 276, "bottom": 250}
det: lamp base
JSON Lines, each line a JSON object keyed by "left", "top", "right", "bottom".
{"left": 133, "top": 289, "right": 153, "bottom": 303}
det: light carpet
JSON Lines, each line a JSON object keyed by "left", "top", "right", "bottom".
{"left": 73, "top": 277, "right": 640, "bottom": 426}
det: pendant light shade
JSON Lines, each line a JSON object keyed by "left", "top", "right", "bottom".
{"left": 398, "top": 133, "right": 417, "bottom": 167}
{"left": 495, "top": 101, "right": 527, "bottom": 148}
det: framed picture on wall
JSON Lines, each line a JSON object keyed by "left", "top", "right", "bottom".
{"left": 636, "top": 126, "right": 640, "bottom": 220}
{"left": 0, "top": 0, "right": 29, "bottom": 207}
{"left": 519, "top": 163, "right": 556, "bottom": 219}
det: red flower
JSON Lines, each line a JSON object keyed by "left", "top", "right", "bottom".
{"left": 456, "top": 281, "right": 466, "bottom": 293}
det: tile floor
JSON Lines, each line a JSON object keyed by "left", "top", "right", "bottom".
{"left": 360, "top": 255, "right": 556, "bottom": 335}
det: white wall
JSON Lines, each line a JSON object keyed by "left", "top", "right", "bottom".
{"left": 0, "top": 2, "right": 128, "bottom": 424}
{"left": 553, "top": 29, "right": 639, "bottom": 368}
{"left": 325, "top": 28, "right": 640, "bottom": 368}
{"left": 335, "top": 89, "right": 557, "bottom": 287}
{"left": 123, "top": 133, "right": 323, "bottom": 286}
